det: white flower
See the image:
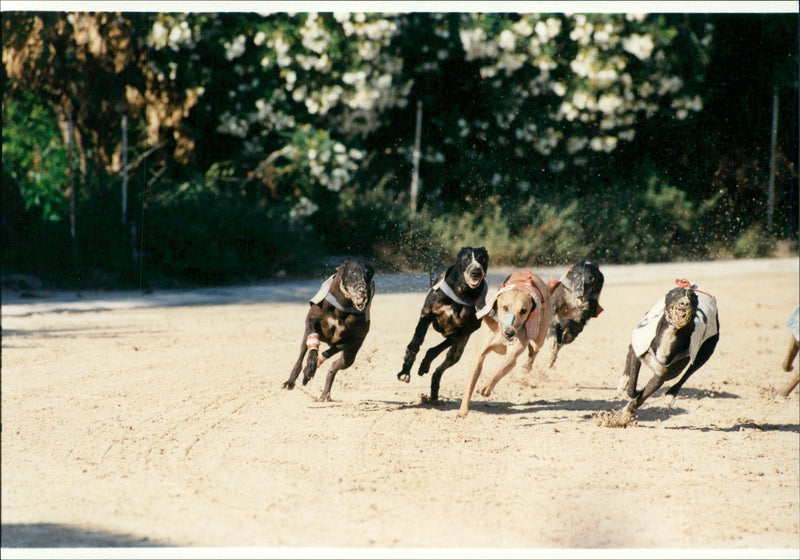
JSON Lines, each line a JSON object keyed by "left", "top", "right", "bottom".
{"left": 566, "top": 136, "right": 589, "bottom": 154}
{"left": 498, "top": 29, "right": 516, "bottom": 51}
{"left": 535, "top": 18, "right": 562, "bottom": 42}
{"left": 224, "top": 34, "right": 246, "bottom": 61}
{"left": 290, "top": 196, "right": 319, "bottom": 219}
{"left": 589, "top": 136, "right": 618, "bottom": 152}
{"left": 512, "top": 19, "right": 533, "bottom": 37}
{"left": 618, "top": 129, "right": 636, "bottom": 141}
{"left": 622, "top": 33, "right": 655, "bottom": 61}
{"left": 597, "top": 93, "right": 623, "bottom": 114}
{"left": 658, "top": 75, "right": 683, "bottom": 95}
{"left": 625, "top": 13, "right": 648, "bottom": 23}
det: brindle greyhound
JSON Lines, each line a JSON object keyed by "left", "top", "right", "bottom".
{"left": 525, "top": 260, "right": 604, "bottom": 371}
{"left": 396, "top": 247, "right": 489, "bottom": 402}
{"left": 618, "top": 279, "right": 719, "bottom": 414}
{"left": 282, "top": 257, "right": 375, "bottom": 402}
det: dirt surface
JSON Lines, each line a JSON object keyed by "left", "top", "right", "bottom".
{"left": 2, "top": 258, "right": 799, "bottom": 556}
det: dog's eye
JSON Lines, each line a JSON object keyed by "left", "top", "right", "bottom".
{"left": 520, "top": 308, "right": 528, "bottom": 316}
{"left": 502, "top": 305, "right": 509, "bottom": 312}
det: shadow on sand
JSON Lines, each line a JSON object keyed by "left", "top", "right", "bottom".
{"left": 1, "top": 523, "right": 169, "bottom": 548}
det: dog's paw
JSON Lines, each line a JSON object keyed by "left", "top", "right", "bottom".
{"left": 616, "top": 375, "right": 629, "bottom": 394}
{"left": 302, "top": 369, "right": 316, "bottom": 385}
{"left": 282, "top": 381, "right": 295, "bottom": 390}
{"left": 397, "top": 372, "right": 410, "bottom": 383}
{"left": 478, "top": 385, "right": 492, "bottom": 397}
{"left": 664, "top": 394, "right": 677, "bottom": 408}
{"left": 314, "top": 393, "right": 332, "bottom": 403}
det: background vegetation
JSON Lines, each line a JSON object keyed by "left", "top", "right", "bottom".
{"left": 2, "top": 10, "right": 798, "bottom": 289}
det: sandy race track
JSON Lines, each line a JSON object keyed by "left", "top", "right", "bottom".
{"left": 2, "top": 258, "right": 799, "bottom": 556}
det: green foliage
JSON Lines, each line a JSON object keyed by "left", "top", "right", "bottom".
{"left": 432, "top": 198, "right": 589, "bottom": 267}
{"left": 732, "top": 224, "right": 778, "bottom": 259}
{"left": 2, "top": 92, "right": 69, "bottom": 222}
{"left": 577, "top": 174, "right": 708, "bottom": 263}
{"left": 326, "top": 180, "right": 451, "bottom": 271}
{"left": 141, "top": 174, "right": 326, "bottom": 284}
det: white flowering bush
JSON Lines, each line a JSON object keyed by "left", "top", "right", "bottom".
{"left": 136, "top": 11, "right": 716, "bottom": 260}
{"left": 445, "top": 13, "right": 711, "bottom": 175}
{"left": 142, "top": 12, "right": 412, "bottom": 218}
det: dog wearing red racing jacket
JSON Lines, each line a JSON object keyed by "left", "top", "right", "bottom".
{"left": 457, "top": 269, "right": 553, "bottom": 418}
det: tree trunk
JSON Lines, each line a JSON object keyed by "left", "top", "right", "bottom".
{"left": 59, "top": 102, "right": 80, "bottom": 281}
{"left": 766, "top": 86, "right": 778, "bottom": 232}
{"left": 409, "top": 99, "right": 423, "bottom": 214}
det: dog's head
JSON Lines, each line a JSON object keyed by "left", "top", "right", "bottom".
{"left": 495, "top": 286, "right": 535, "bottom": 346}
{"left": 456, "top": 246, "right": 489, "bottom": 290}
{"left": 337, "top": 257, "right": 375, "bottom": 312}
{"left": 664, "top": 286, "right": 698, "bottom": 329}
{"left": 551, "top": 261, "right": 604, "bottom": 344}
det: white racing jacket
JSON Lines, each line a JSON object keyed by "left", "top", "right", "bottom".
{"left": 631, "top": 281, "right": 718, "bottom": 367}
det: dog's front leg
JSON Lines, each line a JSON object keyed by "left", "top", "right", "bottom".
{"left": 283, "top": 335, "right": 309, "bottom": 390}
{"left": 617, "top": 345, "right": 640, "bottom": 395}
{"left": 479, "top": 343, "right": 525, "bottom": 397}
{"left": 397, "top": 314, "right": 434, "bottom": 383}
{"left": 664, "top": 333, "right": 719, "bottom": 406}
{"left": 626, "top": 372, "right": 667, "bottom": 414}
{"left": 457, "top": 347, "right": 490, "bottom": 418}
{"left": 547, "top": 336, "right": 562, "bottom": 369}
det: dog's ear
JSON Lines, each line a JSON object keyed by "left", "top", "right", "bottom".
{"left": 547, "top": 277, "right": 561, "bottom": 294}
{"left": 474, "top": 246, "right": 489, "bottom": 267}
{"left": 363, "top": 261, "right": 375, "bottom": 283}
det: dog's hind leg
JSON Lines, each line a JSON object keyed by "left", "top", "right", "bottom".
{"left": 782, "top": 335, "right": 799, "bottom": 372}
{"left": 317, "top": 339, "right": 364, "bottom": 402}
{"left": 664, "top": 333, "right": 719, "bottom": 407}
{"left": 397, "top": 314, "right": 434, "bottom": 383}
{"left": 428, "top": 337, "right": 468, "bottom": 403}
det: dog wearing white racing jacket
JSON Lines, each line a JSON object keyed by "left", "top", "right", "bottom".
{"left": 617, "top": 278, "right": 719, "bottom": 415}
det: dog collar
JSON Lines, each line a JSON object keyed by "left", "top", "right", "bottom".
{"left": 433, "top": 278, "right": 487, "bottom": 308}
{"left": 324, "top": 292, "right": 367, "bottom": 316}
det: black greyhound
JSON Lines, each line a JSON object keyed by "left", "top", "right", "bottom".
{"left": 282, "top": 257, "right": 375, "bottom": 402}
{"left": 396, "top": 247, "right": 489, "bottom": 403}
